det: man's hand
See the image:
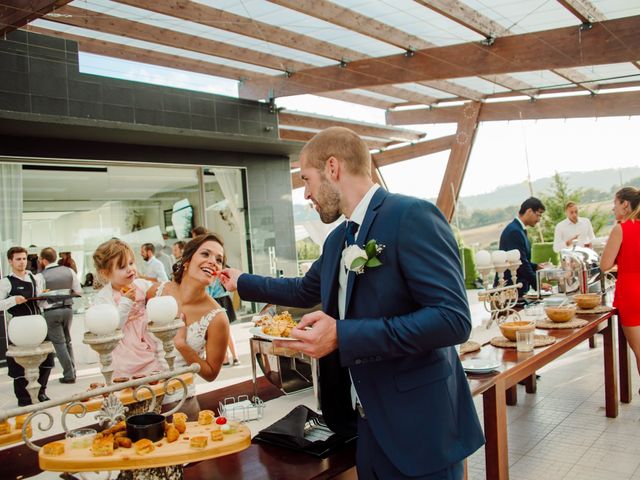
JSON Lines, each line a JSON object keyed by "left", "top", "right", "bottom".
{"left": 541, "top": 282, "right": 553, "bottom": 291}
{"left": 273, "top": 311, "right": 338, "bottom": 359}
{"left": 565, "top": 235, "right": 579, "bottom": 246}
{"left": 15, "top": 295, "right": 27, "bottom": 305}
{"left": 219, "top": 268, "right": 242, "bottom": 292}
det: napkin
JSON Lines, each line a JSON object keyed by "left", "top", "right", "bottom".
{"left": 253, "top": 405, "right": 357, "bottom": 457}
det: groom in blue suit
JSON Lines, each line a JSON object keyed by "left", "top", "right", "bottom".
{"left": 222, "top": 127, "right": 483, "bottom": 479}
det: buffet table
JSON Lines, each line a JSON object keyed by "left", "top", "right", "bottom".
{"left": 463, "top": 309, "right": 618, "bottom": 480}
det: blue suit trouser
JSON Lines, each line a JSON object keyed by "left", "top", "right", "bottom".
{"left": 356, "top": 416, "right": 464, "bottom": 480}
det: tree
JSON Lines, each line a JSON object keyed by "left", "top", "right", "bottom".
{"left": 538, "top": 172, "right": 610, "bottom": 243}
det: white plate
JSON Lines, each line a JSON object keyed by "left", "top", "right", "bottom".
{"left": 248, "top": 326, "right": 297, "bottom": 342}
{"left": 461, "top": 359, "right": 501, "bottom": 374}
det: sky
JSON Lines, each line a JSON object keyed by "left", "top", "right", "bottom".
{"left": 81, "top": 53, "right": 640, "bottom": 205}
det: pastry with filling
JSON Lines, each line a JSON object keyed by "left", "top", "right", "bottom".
{"left": 115, "top": 437, "right": 132, "bottom": 448}
{"left": 14, "top": 414, "right": 28, "bottom": 430}
{"left": 198, "top": 410, "right": 214, "bottom": 425}
{"left": 92, "top": 434, "right": 114, "bottom": 457}
{"left": 0, "top": 421, "right": 10, "bottom": 435}
{"left": 190, "top": 436, "right": 208, "bottom": 449}
{"left": 165, "top": 425, "right": 179, "bottom": 443}
{"left": 173, "top": 417, "right": 187, "bottom": 434}
{"left": 210, "top": 430, "right": 223, "bottom": 442}
{"left": 134, "top": 438, "right": 155, "bottom": 455}
{"left": 43, "top": 441, "right": 65, "bottom": 456}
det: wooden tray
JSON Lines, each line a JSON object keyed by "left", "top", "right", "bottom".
{"left": 61, "top": 374, "right": 194, "bottom": 414}
{"left": 0, "top": 424, "right": 32, "bottom": 447}
{"left": 39, "top": 421, "right": 251, "bottom": 472}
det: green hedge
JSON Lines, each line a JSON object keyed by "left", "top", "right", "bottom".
{"left": 459, "top": 247, "right": 479, "bottom": 289}
{"left": 531, "top": 242, "right": 559, "bottom": 266}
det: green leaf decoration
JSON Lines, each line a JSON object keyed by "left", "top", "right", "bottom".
{"left": 366, "top": 257, "right": 382, "bottom": 268}
{"left": 350, "top": 257, "right": 367, "bottom": 270}
{"left": 365, "top": 239, "right": 377, "bottom": 258}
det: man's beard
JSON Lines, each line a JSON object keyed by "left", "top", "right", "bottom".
{"left": 316, "top": 177, "right": 341, "bottom": 224}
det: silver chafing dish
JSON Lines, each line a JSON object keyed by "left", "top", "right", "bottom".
{"left": 536, "top": 246, "right": 603, "bottom": 297}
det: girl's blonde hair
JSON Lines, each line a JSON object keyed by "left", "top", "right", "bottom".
{"left": 615, "top": 187, "right": 640, "bottom": 222}
{"left": 93, "top": 239, "right": 135, "bottom": 279}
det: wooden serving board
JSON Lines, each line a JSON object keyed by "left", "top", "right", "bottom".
{"left": 0, "top": 425, "right": 32, "bottom": 447}
{"left": 39, "top": 421, "right": 251, "bottom": 472}
{"left": 61, "top": 374, "right": 194, "bottom": 414}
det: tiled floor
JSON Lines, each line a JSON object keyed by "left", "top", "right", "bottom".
{"left": 2, "top": 300, "right": 639, "bottom": 479}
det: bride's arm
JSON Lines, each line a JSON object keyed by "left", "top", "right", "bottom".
{"left": 175, "top": 311, "right": 230, "bottom": 382}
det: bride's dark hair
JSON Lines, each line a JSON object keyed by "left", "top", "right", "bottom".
{"left": 173, "top": 233, "right": 226, "bottom": 284}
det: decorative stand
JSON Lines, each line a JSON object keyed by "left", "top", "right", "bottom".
{"left": 148, "top": 319, "right": 184, "bottom": 371}
{"left": 5, "top": 341, "right": 55, "bottom": 404}
{"left": 477, "top": 260, "right": 523, "bottom": 329}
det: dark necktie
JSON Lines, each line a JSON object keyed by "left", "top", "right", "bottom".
{"left": 345, "top": 221, "right": 359, "bottom": 246}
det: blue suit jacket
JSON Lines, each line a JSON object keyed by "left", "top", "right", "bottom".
{"left": 499, "top": 219, "right": 538, "bottom": 295}
{"left": 238, "top": 189, "right": 484, "bottom": 476}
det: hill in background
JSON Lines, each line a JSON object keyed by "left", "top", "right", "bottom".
{"left": 457, "top": 167, "right": 640, "bottom": 211}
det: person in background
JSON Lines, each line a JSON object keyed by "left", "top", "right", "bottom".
{"left": 0, "top": 246, "right": 54, "bottom": 406}
{"left": 498, "top": 197, "right": 547, "bottom": 297}
{"left": 172, "top": 241, "right": 185, "bottom": 262}
{"left": 601, "top": 187, "right": 640, "bottom": 387}
{"left": 58, "top": 251, "right": 78, "bottom": 273}
{"left": 221, "top": 127, "right": 483, "bottom": 479}
{"left": 155, "top": 243, "right": 174, "bottom": 279}
{"left": 149, "top": 233, "right": 230, "bottom": 419}
{"left": 92, "top": 239, "right": 165, "bottom": 378}
{"left": 553, "top": 201, "right": 596, "bottom": 252}
{"left": 139, "top": 243, "right": 169, "bottom": 282}
{"left": 39, "top": 247, "right": 82, "bottom": 384}
{"left": 82, "top": 272, "right": 94, "bottom": 288}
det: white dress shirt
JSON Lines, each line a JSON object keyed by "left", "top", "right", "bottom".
{"left": 143, "top": 256, "right": 169, "bottom": 282}
{"left": 553, "top": 217, "right": 595, "bottom": 252}
{"left": 0, "top": 271, "right": 45, "bottom": 312}
{"left": 337, "top": 183, "right": 380, "bottom": 410}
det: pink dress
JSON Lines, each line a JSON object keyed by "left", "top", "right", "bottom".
{"left": 93, "top": 280, "right": 164, "bottom": 377}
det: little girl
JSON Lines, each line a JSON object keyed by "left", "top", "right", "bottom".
{"left": 92, "top": 239, "right": 164, "bottom": 378}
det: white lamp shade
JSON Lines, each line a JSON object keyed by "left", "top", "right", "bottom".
{"left": 85, "top": 304, "right": 119, "bottom": 335}
{"left": 8, "top": 315, "right": 47, "bottom": 346}
{"left": 475, "top": 250, "right": 491, "bottom": 267}
{"left": 146, "top": 296, "right": 179, "bottom": 325}
{"left": 491, "top": 250, "right": 507, "bottom": 265}
{"left": 506, "top": 249, "right": 521, "bottom": 262}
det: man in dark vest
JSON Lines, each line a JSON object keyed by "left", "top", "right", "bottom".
{"left": 0, "top": 246, "right": 54, "bottom": 406}
{"left": 40, "top": 247, "right": 82, "bottom": 384}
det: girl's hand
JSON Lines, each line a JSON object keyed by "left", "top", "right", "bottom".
{"left": 121, "top": 286, "right": 136, "bottom": 301}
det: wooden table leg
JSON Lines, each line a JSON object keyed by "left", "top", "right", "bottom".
{"left": 483, "top": 382, "right": 509, "bottom": 480}
{"left": 524, "top": 374, "right": 537, "bottom": 394}
{"left": 463, "top": 459, "right": 468, "bottom": 480}
{"left": 505, "top": 385, "right": 517, "bottom": 406}
{"left": 589, "top": 335, "right": 597, "bottom": 348}
{"left": 617, "top": 315, "right": 632, "bottom": 404}
{"left": 602, "top": 319, "right": 619, "bottom": 418}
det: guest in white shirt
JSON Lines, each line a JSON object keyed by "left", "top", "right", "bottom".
{"left": 553, "top": 201, "right": 596, "bottom": 253}
{"left": 139, "top": 243, "right": 169, "bottom": 282}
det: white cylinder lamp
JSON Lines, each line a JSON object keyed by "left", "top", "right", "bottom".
{"left": 85, "top": 304, "right": 119, "bottom": 335}
{"left": 8, "top": 315, "right": 48, "bottom": 347}
{"left": 491, "top": 250, "right": 507, "bottom": 265}
{"left": 506, "top": 249, "right": 521, "bottom": 262}
{"left": 475, "top": 250, "right": 492, "bottom": 267}
{"left": 146, "top": 296, "right": 179, "bottom": 325}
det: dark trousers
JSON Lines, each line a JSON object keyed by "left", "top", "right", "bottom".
{"left": 11, "top": 364, "right": 52, "bottom": 404}
{"left": 356, "top": 416, "right": 464, "bottom": 480}
{"left": 44, "top": 306, "right": 76, "bottom": 380}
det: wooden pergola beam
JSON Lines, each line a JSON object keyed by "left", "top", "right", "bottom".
{"left": 386, "top": 90, "right": 640, "bottom": 124}
{"left": 0, "top": 0, "right": 70, "bottom": 35}
{"left": 371, "top": 135, "right": 455, "bottom": 168}
{"left": 239, "top": 15, "right": 640, "bottom": 100}
{"left": 52, "top": 5, "right": 311, "bottom": 73}
{"left": 436, "top": 102, "right": 482, "bottom": 221}
{"left": 279, "top": 129, "right": 396, "bottom": 151}
{"left": 278, "top": 111, "right": 424, "bottom": 142}
{"left": 28, "top": 26, "right": 266, "bottom": 81}
{"left": 557, "top": 0, "right": 606, "bottom": 23}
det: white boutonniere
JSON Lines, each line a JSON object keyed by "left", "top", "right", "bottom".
{"left": 344, "top": 239, "right": 385, "bottom": 275}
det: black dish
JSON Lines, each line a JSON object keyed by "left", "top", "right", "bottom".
{"left": 126, "top": 413, "right": 165, "bottom": 442}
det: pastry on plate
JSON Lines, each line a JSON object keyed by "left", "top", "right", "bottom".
{"left": 197, "top": 410, "right": 214, "bottom": 425}
{"left": 43, "top": 441, "right": 65, "bottom": 456}
{"left": 92, "top": 433, "right": 114, "bottom": 457}
{"left": 134, "top": 438, "right": 155, "bottom": 455}
{"left": 0, "top": 421, "right": 10, "bottom": 435}
{"left": 190, "top": 436, "right": 208, "bottom": 449}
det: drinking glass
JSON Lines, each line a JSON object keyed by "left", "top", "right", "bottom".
{"left": 516, "top": 330, "right": 534, "bottom": 352}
